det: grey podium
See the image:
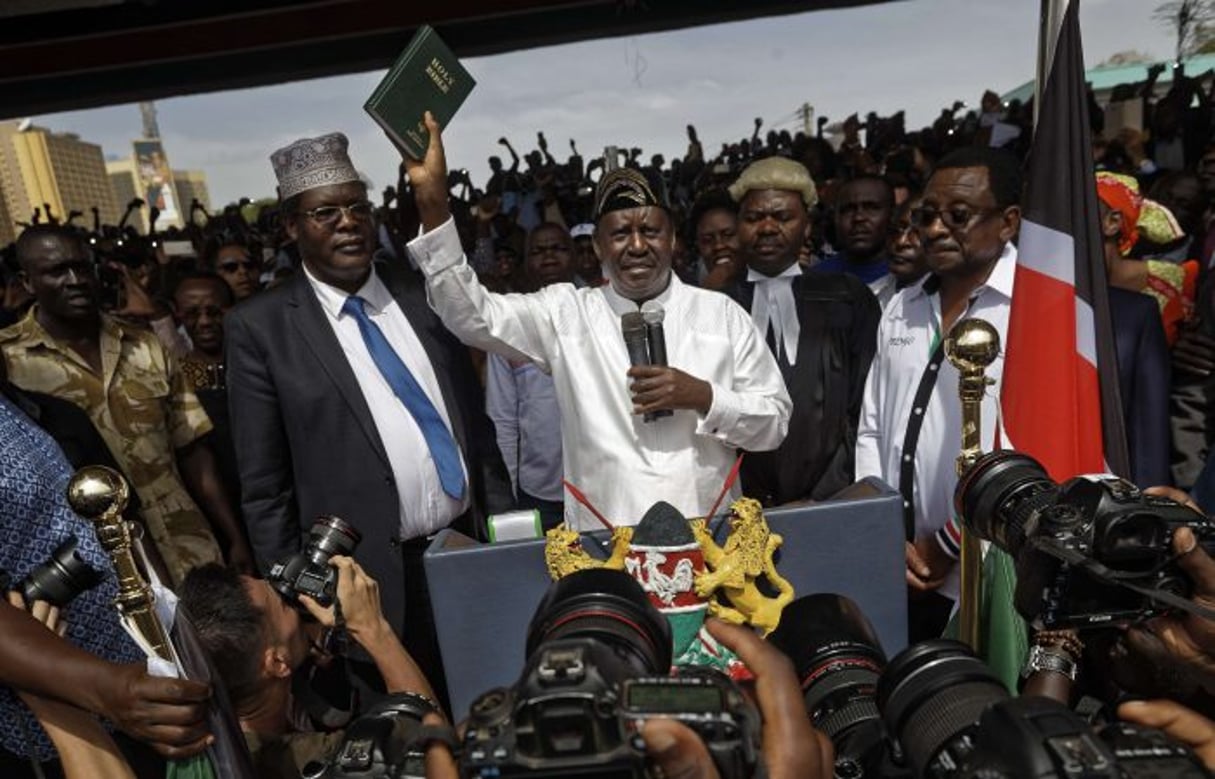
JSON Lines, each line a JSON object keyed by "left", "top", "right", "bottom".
{"left": 424, "top": 478, "right": 907, "bottom": 716}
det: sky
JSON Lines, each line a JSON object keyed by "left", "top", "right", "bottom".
{"left": 22, "top": 0, "right": 1177, "bottom": 207}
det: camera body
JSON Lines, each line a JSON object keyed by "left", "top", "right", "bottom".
{"left": 302, "top": 692, "right": 438, "bottom": 779}
{"left": 877, "top": 640, "right": 1211, "bottom": 778}
{"left": 268, "top": 515, "right": 361, "bottom": 607}
{"left": 955, "top": 451, "right": 1215, "bottom": 628}
{"left": 460, "top": 568, "right": 759, "bottom": 779}
{"left": 929, "top": 693, "right": 1208, "bottom": 778}
{"left": 461, "top": 638, "right": 758, "bottom": 779}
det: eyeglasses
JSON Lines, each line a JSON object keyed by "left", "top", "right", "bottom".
{"left": 909, "top": 205, "right": 1001, "bottom": 232}
{"left": 218, "top": 260, "right": 259, "bottom": 274}
{"left": 299, "top": 200, "right": 375, "bottom": 227}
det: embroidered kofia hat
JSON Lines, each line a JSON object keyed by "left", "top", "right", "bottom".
{"left": 593, "top": 167, "right": 671, "bottom": 222}
{"left": 270, "top": 132, "right": 361, "bottom": 201}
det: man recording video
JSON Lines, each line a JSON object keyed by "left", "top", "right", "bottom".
{"left": 181, "top": 556, "right": 437, "bottom": 779}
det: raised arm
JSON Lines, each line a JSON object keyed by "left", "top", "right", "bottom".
{"left": 403, "top": 113, "right": 558, "bottom": 369}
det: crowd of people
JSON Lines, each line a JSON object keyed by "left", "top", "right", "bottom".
{"left": 3, "top": 57, "right": 1215, "bottom": 778}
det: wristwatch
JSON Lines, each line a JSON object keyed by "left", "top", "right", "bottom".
{"left": 1021, "top": 644, "right": 1079, "bottom": 682}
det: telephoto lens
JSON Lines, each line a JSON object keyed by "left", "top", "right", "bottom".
{"left": 768, "top": 594, "right": 895, "bottom": 778}
{"left": 524, "top": 566, "right": 673, "bottom": 677}
{"left": 19, "top": 537, "right": 102, "bottom": 608}
{"left": 954, "top": 450, "right": 1060, "bottom": 557}
{"left": 877, "top": 640, "right": 1009, "bottom": 778}
{"left": 305, "top": 515, "right": 362, "bottom": 566}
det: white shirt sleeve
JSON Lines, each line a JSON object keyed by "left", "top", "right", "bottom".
{"left": 855, "top": 317, "right": 885, "bottom": 481}
{"left": 696, "top": 304, "right": 791, "bottom": 452}
{"left": 408, "top": 217, "right": 556, "bottom": 371}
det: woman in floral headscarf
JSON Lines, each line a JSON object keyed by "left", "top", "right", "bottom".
{"left": 1096, "top": 171, "right": 1198, "bottom": 345}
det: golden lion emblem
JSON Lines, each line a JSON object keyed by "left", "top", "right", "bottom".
{"left": 691, "top": 497, "right": 794, "bottom": 636}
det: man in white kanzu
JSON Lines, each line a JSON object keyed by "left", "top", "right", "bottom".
{"left": 404, "top": 114, "right": 791, "bottom": 529}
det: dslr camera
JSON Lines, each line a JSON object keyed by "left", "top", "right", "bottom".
{"left": 268, "top": 515, "right": 362, "bottom": 607}
{"left": 955, "top": 450, "right": 1215, "bottom": 629}
{"left": 461, "top": 569, "right": 760, "bottom": 779}
{"left": 301, "top": 692, "right": 439, "bottom": 779}
{"left": 771, "top": 593, "right": 1211, "bottom": 778}
{"left": 0, "top": 537, "right": 102, "bottom": 608}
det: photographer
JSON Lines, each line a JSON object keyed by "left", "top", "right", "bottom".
{"left": 181, "top": 556, "right": 438, "bottom": 779}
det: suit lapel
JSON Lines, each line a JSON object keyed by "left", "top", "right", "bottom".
{"left": 285, "top": 273, "right": 392, "bottom": 469}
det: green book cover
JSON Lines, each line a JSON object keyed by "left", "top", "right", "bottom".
{"left": 364, "top": 25, "right": 475, "bottom": 159}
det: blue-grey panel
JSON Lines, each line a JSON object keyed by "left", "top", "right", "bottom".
{"left": 425, "top": 478, "right": 906, "bottom": 717}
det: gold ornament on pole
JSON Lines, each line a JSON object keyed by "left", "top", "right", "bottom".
{"left": 944, "top": 318, "right": 1001, "bottom": 651}
{"left": 67, "top": 465, "right": 172, "bottom": 662}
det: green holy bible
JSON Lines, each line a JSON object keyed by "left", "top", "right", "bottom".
{"left": 364, "top": 25, "right": 475, "bottom": 159}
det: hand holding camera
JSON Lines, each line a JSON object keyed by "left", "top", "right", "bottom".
{"left": 298, "top": 555, "right": 393, "bottom": 645}
{"left": 1131, "top": 525, "right": 1215, "bottom": 691}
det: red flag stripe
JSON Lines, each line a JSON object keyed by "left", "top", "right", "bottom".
{"left": 1002, "top": 259, "right": 1105, "bottom": 480}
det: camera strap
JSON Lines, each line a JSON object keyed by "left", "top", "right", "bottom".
{"left": 898, "top": 338, "right": 947, "bottom": 541}
{"left": 407, "top": 723, "right": 462, "bottom": 755}
{"left": 1033, "top": 538, "right": 1215, "bottom": 623}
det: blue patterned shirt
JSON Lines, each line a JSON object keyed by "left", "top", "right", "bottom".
{"left": 0, "top": 393, "right": 141, "bottom": 760}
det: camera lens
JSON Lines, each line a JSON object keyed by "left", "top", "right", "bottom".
{"left": 768, "top": 594, "right": 886, "bottom": 741}
{"left": 306, "top": 515, "right": 362, "bottom": 564}
{"left": 955, "top": 450, "right": 1059, "bottom": 557}
{"left": 878, "top": 640, "right": 1008, "bottom": 778}
{"left": 526, "top": 568, "right": 672, "bottom": 677}
{"left": 20, "top": 537, "right": 102, "bottom": 608}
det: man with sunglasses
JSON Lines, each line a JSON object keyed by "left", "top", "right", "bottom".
{"left": 855, "top": 146, "right": 1022, "bottom": 642}
{"left": 224, "top": 132, "right": 512, "bottom": 708}
{"left": 207, "top": 242, "right": 261, "bottom": 302}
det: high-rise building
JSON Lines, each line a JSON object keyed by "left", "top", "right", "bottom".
{"left": 106, "top": 157, "right": 148, "bottom": 233}
{"left": 173, "top": 169, "right": 211, "bottom": 217}
{"left": 0, "top": 119, "right": 120, "bottom": 238}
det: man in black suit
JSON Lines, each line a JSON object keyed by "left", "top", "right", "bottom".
{"left": 224, "top": 133, "right": 511, "bottom": 706}
{"left": 727, "top": 158, "right": 880, "bottom": 505}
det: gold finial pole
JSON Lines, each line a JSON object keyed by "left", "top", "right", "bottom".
{"left": 67, "top": 466, "right": 172, "bottom": 662}
{"left": 944, "top": 319, "right": 1000, "bottom": 652}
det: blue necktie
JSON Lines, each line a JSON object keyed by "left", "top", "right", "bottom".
{"left": 342, "top": 296, "right": 465, "bottom": 500}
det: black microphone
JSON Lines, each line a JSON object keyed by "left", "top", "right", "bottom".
{"left": 640, "top": 301, "right": 672, "bottom": 420}
{"left": 622, "top": 312, "right": 662, "bottom": 423}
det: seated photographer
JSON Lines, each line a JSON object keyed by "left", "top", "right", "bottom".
{"left": 420, "top": 617, "right": 835, "bottom": 779}
{"left": 181, "top": 556, "right": 438, "bottom": 779}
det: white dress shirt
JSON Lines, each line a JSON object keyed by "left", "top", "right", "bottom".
{"left": 409, "top": 218, "right": 791, "bottom": 531}
{"left": 747, "top": 264, "right": 802, "bottom": 366}
{"left": 303, "top": 264, "right": 469, "bottom": 538}
{"left": 854, "top": 242, "right": 1017, "bottom": 600}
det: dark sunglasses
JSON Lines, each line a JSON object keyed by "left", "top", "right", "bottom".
{"left": 218, "top": 260, "right": 260, "bottom": 273}
{"left": 909, "top": 205, "right": 1001, "bottom": 232}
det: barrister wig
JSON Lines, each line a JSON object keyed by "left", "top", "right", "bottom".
{"left": 728, "top": 157, "right": 819, "bottom": 210}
